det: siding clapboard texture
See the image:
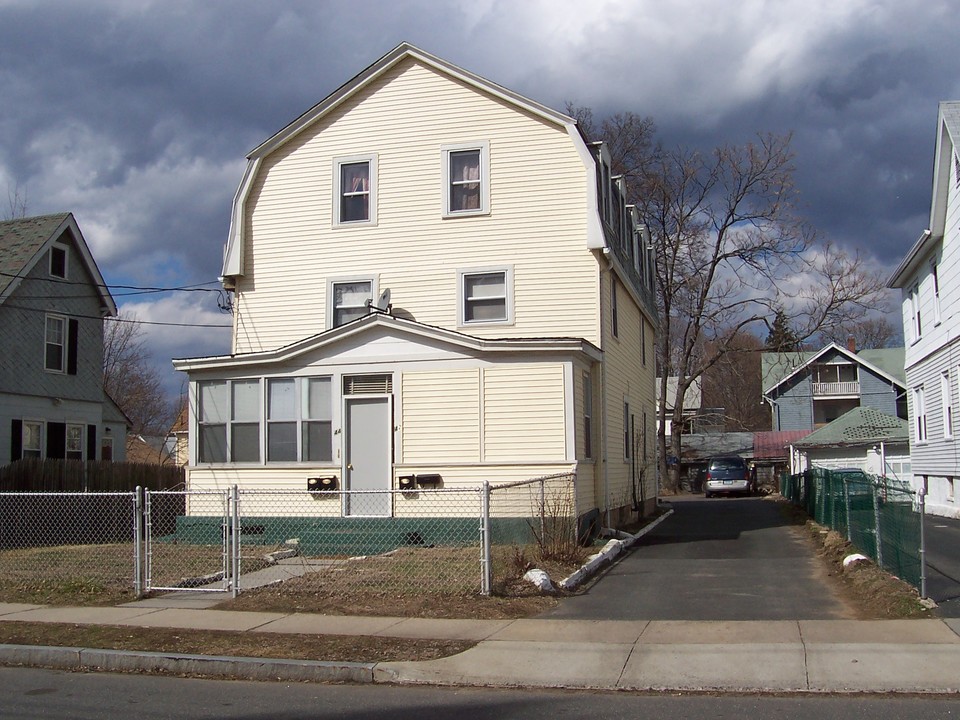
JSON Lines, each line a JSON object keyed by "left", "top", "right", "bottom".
{"left": 483, "top": 364, "right": 566, "bottom": 462}
{"left": 233, "top": 58, "right": 597, "bottom": 354}
{"left": 401, "top": 369, "right": 481, "bottom": 463}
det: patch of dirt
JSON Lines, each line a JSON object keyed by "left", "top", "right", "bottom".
{"left": 777, "top": 498, "right": 930, "bottom": 619}
{"left": 0, "top": 622, "right": 471, "bottom": 662}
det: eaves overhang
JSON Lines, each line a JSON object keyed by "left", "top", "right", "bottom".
{"left": 172, "top": 312, "right": 602, "bottom": 372}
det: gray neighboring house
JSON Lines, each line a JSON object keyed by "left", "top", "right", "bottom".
{"left": 788, "top": 406, "right": 912, "bottom": 488}
{"left": 762, "top": 342, "right": 907, "bottom": 433}
{"left": 0, "top": 213, "right": 126, "bottom": 463}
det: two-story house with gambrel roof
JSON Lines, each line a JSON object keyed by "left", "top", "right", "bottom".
{"left": 173, "top": 44, "right": 658, "bottom": 533}
{"left": 762, "top": 342, "right": 907, "bottom": 432}
{"left": 1, "top": 213, "right": 125, "bottom": 464}
{"left": 888, "top": 101, "right": 960, "bottom": 518}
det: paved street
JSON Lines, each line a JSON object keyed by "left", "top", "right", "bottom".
{"left": 4, "top": 666, "right": 960, "bottom": 719}
{"left": 543, "top": 496, "right": 853, "bottom": 621}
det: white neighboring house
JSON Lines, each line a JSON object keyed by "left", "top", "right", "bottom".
{"left": 172, "top": 44, "right": 659, "bottom": 531}
{"left": 888, "top": 101, "right": 960, "bottom": 518}
{"left": 656, "top": 376, "right": 701, "bottom": 436}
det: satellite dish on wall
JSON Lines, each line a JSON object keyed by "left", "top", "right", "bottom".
{"left": 373, "top": 288, "right": 391, "bottom": 312}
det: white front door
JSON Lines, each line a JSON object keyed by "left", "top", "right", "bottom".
{"left": 344, "top": 396, "right": 392, "bottom": 516}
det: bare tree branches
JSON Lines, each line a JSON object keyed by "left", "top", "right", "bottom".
{"left": 103, "top": 313, "right": 175, "bottom": 436}
{"left": 576, "top": 109, "right": 889, "bottom": 491}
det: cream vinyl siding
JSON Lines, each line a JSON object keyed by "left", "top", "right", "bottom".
{"left": 401, "top": 369, "right": 481, "bottom": 463}
{"left": 600, "top": 269, "right": 657, "bottom": 513}
{"left": 483, "top": 364, "right": 566, "bottom": 462}
{"left": 233, "top": 58, "right": 597, "bottom": 354}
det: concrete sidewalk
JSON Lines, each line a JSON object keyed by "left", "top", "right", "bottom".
{"left": 2, "top": 601, "right": 960, "bottom": 692}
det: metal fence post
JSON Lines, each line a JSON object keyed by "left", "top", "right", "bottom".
{"left": 919, "top": 487, "right": 928, "bottom": 600}
{"left": 872, "top": 479, "right": 884, "bottom": 569}
{"left": 231, "top": 485, "right": 240, "bottom": 598}
{"left": 480, "top": 481, "right": 492, "bottom": 596}
{"left": 133, "top": 486, "right": 144, "bottom": 598}
{"left": 539, "top": 477, "right": 546, "bottom": 548}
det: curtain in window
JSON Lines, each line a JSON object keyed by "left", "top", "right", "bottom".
{"left": 341, "top": 162, "right": 370, "bottom": 222}
{"left": 450, "top": 150, "right": 481, "bottom": 211}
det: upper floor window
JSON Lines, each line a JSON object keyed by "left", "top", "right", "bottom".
{"left": 459, "top": 267, "right": 512, "bottom": 325}
{"left": 442, "top": 142, "right": 489, "bottom": 217}
{"left": 49, "top": 244, "right": 68, "bottom": 278}
{"left": 334, "top": 155, "right": 377, "bottom": 226}
{"left": 45, "top": 315, "right": 66, "bottom": 372}
{"left": 931, "top": 260, "right": 941, "bottom": 325}
{"left": 909, "top": 284, "right": 922, "bottom": 343}
{"left": 329, "top": 278, "right": 375, "bottom": 328}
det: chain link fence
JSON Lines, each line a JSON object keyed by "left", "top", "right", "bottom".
{"left": 781, "top": 468, "right": 926, "bottom": 592}
{"left": 1, "top": 476, "right": 579, "bottom": 603}
{"left": 0, "top": 491, "right": 138, "bottom": 604}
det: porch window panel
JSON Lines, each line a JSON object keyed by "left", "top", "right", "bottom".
{"left": 200, "top": 381, "right": 228, "bottom": 423}
{"left": 231, "top": 423, "right": 260, "bottom": 462}
{"left": 232, "top": 380, "right": 261, "bottom": 422}
{"left": 199, "top": 425, "right": 227, "bottom": 463}
{"left": 303, "top": 421, "right": 333, "bottom": 462}
{"left": 268, "top": 422, "right": 297, "bottom": 461}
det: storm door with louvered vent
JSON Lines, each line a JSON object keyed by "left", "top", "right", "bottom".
{"left": 343, "top": 375, "right": 393, "bottom": 516}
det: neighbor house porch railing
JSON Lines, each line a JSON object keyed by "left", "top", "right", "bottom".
{"left": 811, "top": 381, "right": 860, "bottom": 396}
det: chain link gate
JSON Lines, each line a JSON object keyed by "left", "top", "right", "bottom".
{"left": 140, "top": 487, "right": 239, "bottom": 595}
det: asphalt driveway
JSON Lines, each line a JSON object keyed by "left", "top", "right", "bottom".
{"left": 542, "top": 495, "right": 854, "bottom": 621}
{"left": 924, "top": 513, "right": 960, "bottom": 617}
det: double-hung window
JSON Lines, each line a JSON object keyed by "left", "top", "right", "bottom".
{"left": 459, "top": 267, "right": 512, "bottom": 325}
{"left": 329, "top": 278, "right": 374, "bottom": 328}
{"left": 914, "top": 386, "right": 928, "bottom": 443}
{"left": 943, "top": 371, "right": 954, "bottom": 439}
{"left": 583, "top": 372, "right": 593, "bottom": 460}
{"left": 623, "top": 401, "right": 631, "bottom": 460}
{"left": 231, "top": 380, "right": 261, "bottom": 463}
{"left": 22, "top": 421, "right": 42, "bottom": 459}
{"left": 909, "top": 284, "right": 922, "bottom": 342}
{"left": 334, "top": 155, "right": 377, "bottom": 226}
{"left": 265, "top": 377, "right": 333, "bottom": 462}
{"left": 65, "top": 424, "right": 84, "bottom": 461}
{"left": 932, "top": 261, "right": 942, "bottom": 325}
{"left": 45, "top": 315, "right": 66, "bottom": 372}
{"left": 442, "top": 142, "right": 489, "bottom": 216}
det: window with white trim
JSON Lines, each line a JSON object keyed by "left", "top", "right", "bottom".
{"left": 914, "top": 386, "right": 928, "bottom": 442}
{"left": 932, "top": 260, "right": 941, "bottom": 325}
{"left": 266, "top": 377, "right": 333, "bottom": 462}
{"left": 45, "top": 315, "right": 66, "bottom": 372}
{"left": 230, "top": 380, "right": 261, "bottom": 463}
{"left": 943, "top": 371, "right": 954, "bottom": 439}
{"left": 329, "top": 279, "right": 374, "bottom": 328}
{"left": 65, "top": 424, "right": 84, "bottom": 461}
{"left": 909, "top": 284, "right": 922, "bottom": 342}
{"left": 22, "top": 421, "right": 42, "bottom": 459}
{"left": 459, "top": 268, "right": 512, "bottom": 325}
{"left": 333, "top": 155, "right": 377, "bottom": 226}
{"left": 49, "top": 244, "right": 68, "bottom": 279}
{"left": 442, "top": 142, "right": 489, "bottom": 216}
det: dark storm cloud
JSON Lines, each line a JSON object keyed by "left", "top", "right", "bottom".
{"left": 2, "top": 0, "right": 958, "bottom": 393}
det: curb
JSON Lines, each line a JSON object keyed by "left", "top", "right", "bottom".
{"left": 0, "top": 644, "right": 375, "bottom": 683}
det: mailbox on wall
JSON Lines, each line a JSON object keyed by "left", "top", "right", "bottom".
{"left": 307, "top": 475, "right": 338, "bottom": 492}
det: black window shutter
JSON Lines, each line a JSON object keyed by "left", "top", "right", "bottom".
{"left": 10, "top": 419, "right": 22, "bottom": 462}
{"left": 47, "top": 422, "right": 66, "bottom": 459}
{"left": 67, "top": 319, "right": 79, "bottom": 375}
{"left": 87, "top": 424, "right": 97, "bottom": 461}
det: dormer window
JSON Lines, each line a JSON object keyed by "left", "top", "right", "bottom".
{"left": 49, "top": 244, "right": 67, "bottom": 278}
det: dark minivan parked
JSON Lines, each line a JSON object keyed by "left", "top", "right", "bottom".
{"left": 704, "top": 456, "right": 753, "bottom": 497}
